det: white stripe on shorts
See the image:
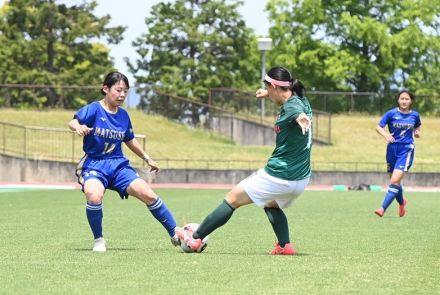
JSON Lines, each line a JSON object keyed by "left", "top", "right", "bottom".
{"left": 241, "top": 169, "right": 309, "bottom": 209}
{"left": 404, "top": 144, "right": 414, "bottom": 172}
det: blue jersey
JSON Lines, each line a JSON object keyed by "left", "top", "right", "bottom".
{"left": 74, "top": 101, "right": 135, "bottom": 159}
{"left": 378, "top": 108, "right": 421, "bottom": 144}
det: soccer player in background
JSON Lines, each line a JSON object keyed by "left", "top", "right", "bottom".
{"left": 374, "top": 89, "right": 421, "bottom": 217}
{"left": 177, "top": 67, "right": 313, "bottom": 255}
{"left": 68, "top": 71, "right": 179, "bottom": 252}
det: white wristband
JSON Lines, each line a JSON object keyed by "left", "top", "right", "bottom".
{"left": 142, "top": 153, "right": 151, "bottom": 162}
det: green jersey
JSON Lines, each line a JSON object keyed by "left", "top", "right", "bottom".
{"left": 264, "top": 95, "right": 313, "bottom": 180}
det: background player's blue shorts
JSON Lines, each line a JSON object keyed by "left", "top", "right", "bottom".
{"left": 76, "top": 156, "right": 139, "bottom": 199}
{"left": 386, "top": 143, "right": 415, "bottom": 173}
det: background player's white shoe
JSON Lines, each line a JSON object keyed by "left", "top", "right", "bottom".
{"left": 93, "top": 237, "right": 106, "bottom": 252}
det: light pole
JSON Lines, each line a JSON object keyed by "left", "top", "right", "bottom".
{"left": 257, "top": 37, "right": 272, "bottom": 123}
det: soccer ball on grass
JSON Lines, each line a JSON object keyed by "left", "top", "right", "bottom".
{"left": 179, "top": 223, "right": 209, "bottom": 253}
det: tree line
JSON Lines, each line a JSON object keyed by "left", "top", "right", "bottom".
{"left": 0, "top": 0, "right": 439, "bottom": 110}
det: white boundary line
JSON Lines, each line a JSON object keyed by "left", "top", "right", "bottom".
{"left": 0, "top": 183, "right": 78, "bottom": 190}
{"left": 0, "top": 182, "right": 438, "bottom": 192}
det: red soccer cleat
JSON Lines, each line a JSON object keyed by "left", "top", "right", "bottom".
{"left": 374, "top": 207, "right": 384, "bottom": 217}
{"left": 185, "top": 237, "right": 206, "bottom": 252}
{"left": 175, "top": 226, "right": 207, "bottom": 253}
{"left": 399, "top": 199, "right": 408, "bottom": 217}
{"left": 270, "top": 242, "right": 296, "bottom": 255}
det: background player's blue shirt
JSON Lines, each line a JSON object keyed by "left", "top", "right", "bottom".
{"left": 75, "top": 101, "right": 135, "bottom": 159}
{"left": 379, "top": 108, "right": 421, "bottom": 144}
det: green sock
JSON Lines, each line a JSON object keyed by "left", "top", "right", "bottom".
{"left": 264, "top": 207, "right": 290, "bottom": 247}
{"left": 193, "top": 200, "right": 235, "bottom": 240}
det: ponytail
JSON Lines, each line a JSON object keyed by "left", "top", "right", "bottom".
{"left": 290, "top": 79, "right": 305, "bottom": 98}
{"left": 266, "top": 66, "right": 306, "bottom": 98}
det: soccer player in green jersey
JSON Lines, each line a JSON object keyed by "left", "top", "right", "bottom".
{"left": 177, "top": 67, "right": 313, "bottom": 255}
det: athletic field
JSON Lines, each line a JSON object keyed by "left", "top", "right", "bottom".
{"left": 0, "top": 188, "right": 438, "bottom": 294}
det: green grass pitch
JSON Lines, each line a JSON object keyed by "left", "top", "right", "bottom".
{"left": 0, "top": 188, "right": 439, "bottom": 294}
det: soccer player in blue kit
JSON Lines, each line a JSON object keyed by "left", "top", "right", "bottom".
{"left": 374, "top": 90, "right": 421, "bottom": 217}
{"left": 69, "top": 71, "right": 179, "bottom": 252}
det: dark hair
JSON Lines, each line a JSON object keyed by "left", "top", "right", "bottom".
{"left": 100, "top": 72, "right": 129, "bottom": 95}
{"left": 265, "top": 66, "right": 305, "bottom": 98}
{"left": 397, "top": 89, "right": 415, "bottom": 101}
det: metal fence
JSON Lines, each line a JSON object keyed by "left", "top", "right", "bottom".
{"left": 0, "top": 121, "right": 147, "bottom": 167}
{"left": 145, "top": 159, "right": 438, "bottom": 173}
{"left": 209, "top": 88, "right": 332, "bottom": 144}
{"left": 0, "top": 121, "right": 438, "bottom": 172}
{"left": 295, "top": 91, "right": 440, "bottom": 115}
{"left": 12, "top": 84, "right": 440, "bottom": 145}
{"left": 1, "top": 83, "right": 438, "bottom": 115}
{"left": 136, "top": 87, "right": 332, "bottom": 144}
{"left": 210, "top": 88, "right": 440, "bottom": 115}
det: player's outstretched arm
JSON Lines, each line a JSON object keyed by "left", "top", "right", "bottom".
{"left": 125, "top": 139, "right": 160, "bottom": 172}
{"left": 295, "top": 113, "right": 311, "bottom": 135}
{"left": 255, "top": 88, "right": 269, "bottom": 98}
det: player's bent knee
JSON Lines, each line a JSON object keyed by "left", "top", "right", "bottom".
{"left": 85, "top": 193, "right": 104, "bottom": 204}
{"left": 136, "top": 193, "right": 157, "bottom": 205}
{"left": 84, "top": 187, "right": 104, "bottom": 203}
{"left": 128, "top": 185, "right": 157, "bottom": 205}
{"left": 127, "top": 179, "right": 156, "bottom": 204}
{"left": 390, "top": 176, "right": 403, "bottom": 186}
{"left": 83, "top": 188, "right": 104, "bottom": 203}
{"left": 225, "top": 191, "right": 252, "bottom": 209}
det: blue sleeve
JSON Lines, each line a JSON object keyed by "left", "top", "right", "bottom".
{"left": 414, "top": 113, "right": 421, "bottom": 129}
{"left": 123, "top": 112, "right": 135, "bottom": 142}
{"left": 75, "top": 103, "right": 97, "bottom": 127}
{"left": 378, "top": 110, "right": 391, "bottom": 128}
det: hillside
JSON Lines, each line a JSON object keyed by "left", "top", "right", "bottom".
{"left": 0, "top": 109, "right": 438, "bottom": 170}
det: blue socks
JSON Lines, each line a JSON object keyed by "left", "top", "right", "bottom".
{"left": 381, "top": 184, "right": 401, "bottom": 211}
{"left": 86, "top": 198, "right": 177, "bottom": 240}
{"left": 147, "top": 197, "right": 177, "bottom": 237}
{"left": 86, "top": 202, "right": 103, "bottom": 239}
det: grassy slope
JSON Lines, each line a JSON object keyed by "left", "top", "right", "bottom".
{"left": 0, "top": 109, "right": 271, "bottom": 163}
{"left": 0, "top": 109, "right": 439, "bottom": 164}
{"left": 321, "top": 114, "right": 440, "bottom": 164}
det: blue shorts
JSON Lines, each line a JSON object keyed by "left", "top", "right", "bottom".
{"left": 386, "top": 143, "right": 415, "bottom": 173}
{"left": 76, "top": 155, "right": 139, "bottom": 199}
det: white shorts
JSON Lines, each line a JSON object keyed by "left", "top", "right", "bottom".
{"left": 241, "top": 169, "right": 309, "bottom": 209}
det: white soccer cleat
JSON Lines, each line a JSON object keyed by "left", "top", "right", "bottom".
{"left": 93, "top": 237, "right": 106, "bottom": 252}
{"left": 170, "top": 233, "right": 181, "bottom": 247}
